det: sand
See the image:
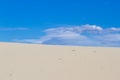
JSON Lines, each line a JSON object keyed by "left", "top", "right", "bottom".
{"left": 0, "top": 42, "right": 120, "bottom": 80}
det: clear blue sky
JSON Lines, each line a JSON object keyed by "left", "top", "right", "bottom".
{"left": 0, "top": 0, "right": 120, "bottom": 47}
{"left": 0, "top": 0, "right": 120, "bottom": 27}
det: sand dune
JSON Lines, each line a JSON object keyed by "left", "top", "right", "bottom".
{"left": 0, "top": 42, "right": 120, "bottom": 80}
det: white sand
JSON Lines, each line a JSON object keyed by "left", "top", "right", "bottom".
{"left": 0, "top": 42, "right": 120, "bottom": 80}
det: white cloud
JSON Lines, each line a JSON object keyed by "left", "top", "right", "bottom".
{"left": 15, "top": 24, "right": 120, "bottom": 47}
{"left": 81, "top": 24, "right": 103, "bottom": 31}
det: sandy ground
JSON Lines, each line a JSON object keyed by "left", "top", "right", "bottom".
{"left": 0, "top": 42, "right": 120, "bottom": 80}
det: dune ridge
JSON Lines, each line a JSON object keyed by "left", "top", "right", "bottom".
{"left": 0, "top": 42, "right": 120, "bottom": 80}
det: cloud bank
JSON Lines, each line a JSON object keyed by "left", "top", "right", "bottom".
{"left": 15, "top": 24, "right": 120, "bottom": 47}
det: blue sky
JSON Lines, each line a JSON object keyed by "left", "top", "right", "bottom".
{"left": 0, "top": 0, "right": 120, "bottom": 47}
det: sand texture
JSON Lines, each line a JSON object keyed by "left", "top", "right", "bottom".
{"left": 0, "top": 42, "right": 120, "bottom": 80}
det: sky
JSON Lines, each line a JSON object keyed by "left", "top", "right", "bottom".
{"left": 0, "top": 0, "right": 120, "bottom": 47}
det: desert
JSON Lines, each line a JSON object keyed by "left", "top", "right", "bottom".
{"left": 0, "top": 42, "right": 120, "bottom": 80}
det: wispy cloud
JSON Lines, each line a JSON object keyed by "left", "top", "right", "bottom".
{"left": 14, "top": 24, "right": 120, "bottom": 47}
{"left": 0, "top": 27, "right": 29, "bottom": 31}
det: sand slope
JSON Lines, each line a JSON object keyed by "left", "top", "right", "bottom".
{"left": 0, "top": 42, "right": 120, "bottom": 80}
